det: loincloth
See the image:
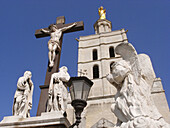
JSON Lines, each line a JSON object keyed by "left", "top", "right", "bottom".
{"left": 48, "top": 40, "right": 61, "bottom": 49}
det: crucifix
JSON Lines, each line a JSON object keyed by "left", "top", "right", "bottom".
{"left": 78, "top": 69, "right": 87, "bottom": 76}
{"left": 35, "top": 16, "right": 84, "bottom": 116}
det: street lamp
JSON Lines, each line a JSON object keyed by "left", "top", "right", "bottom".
{"left": 67, "top": 77, "right": 93, "bottom": 128}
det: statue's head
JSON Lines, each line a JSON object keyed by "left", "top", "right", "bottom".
{"left": 99, "top": 6, "right": 103, "bottom": 10}
{"left": 49, "top": 24, "right": 57, "bottom": 31}
{"left": 107, "top": 60, "right": 131, "bottom": 85}
{"left": 59, "top": 66, "right": 68, "bottom": 72}
{"left": 24, "top": 71, "right": 32, "bottom": 79}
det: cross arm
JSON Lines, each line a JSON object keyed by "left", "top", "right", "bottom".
{"left": 35, "top": 21, "right": 84, "bottom": 38}
{"left": 35, "top": 28, "right": 50, "bottom": 38}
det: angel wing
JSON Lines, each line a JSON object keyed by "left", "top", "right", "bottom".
{"left": 115, "top": 43, "right": 141, "bottom": 85}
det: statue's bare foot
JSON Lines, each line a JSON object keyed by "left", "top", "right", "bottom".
{"left": 49, "top": 62, "right": 54, "bottom": 68}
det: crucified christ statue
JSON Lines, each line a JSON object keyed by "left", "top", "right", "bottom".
{"left": 35, "top": 16, "right": 84, "bottom": 116}
{"left": 41, "top": 22, "right": 77, "bottom": 67}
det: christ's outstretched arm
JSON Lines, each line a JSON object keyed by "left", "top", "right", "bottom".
{"left": 60, "top": 22, "right": 77, "bottom": 32}
{"left": 41, "top": 29, "right": 51, "bottom": 34}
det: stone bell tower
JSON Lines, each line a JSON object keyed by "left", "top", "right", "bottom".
{"left": 76, "top": 6, "right": 128, "bottom": 128}
{"left": 77, "top": 9, "right": 128, "bottom": 99}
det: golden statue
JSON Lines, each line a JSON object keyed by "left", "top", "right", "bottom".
{"left": 98, "top": 6, "right": 106, "bottom": 19}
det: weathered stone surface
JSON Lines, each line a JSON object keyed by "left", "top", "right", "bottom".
{"left": 13, "top": 71, "right": 34, "bottom": 118}
{"left": 152, "top": 78, "right": 163, "bottom": 92}
{"left": 47, "top": 66, "right": 70, "bottom": 114}
{"left": 138, "top": 54, "right": 156, "bottom": 86}
{"left": 91, "top": 118, "right": 115, "bottom": 128}
{"left": 107, "top": 42, "right": 170, "bottom": 128}
{"left": 151, "top": 78, "right": 170, "bottom": 124}
{"left": 78, "top": 28, "right": 128, "bottom": 98}
{"left": 0, "top": 112, "right": 70, "bottom": 128}
{"left": 66, "top": 96, "right": 117, "bottom": 128}
{"left": 94, "top": 19, "right": 112, "bottom": 34}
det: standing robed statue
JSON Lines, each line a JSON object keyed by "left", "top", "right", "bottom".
{"left": 47, "top": 66, "right": 70, "bottom": 114}
{"left": 12, "top": 71, "right": 34, "bottom": 118}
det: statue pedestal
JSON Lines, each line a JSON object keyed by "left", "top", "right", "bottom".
{"left": 0, "top": 112, "right": 70, "bottom": 128}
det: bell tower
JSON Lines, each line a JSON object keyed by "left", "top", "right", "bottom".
{"left": 76, "top": 7, "right": 128, "bottom": 127}
{"left": 77, "top": 7, "right": 128, "bottom": 98}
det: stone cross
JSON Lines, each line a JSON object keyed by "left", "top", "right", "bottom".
{"left": 35, "top": 16, "right": 84, "bottom": 116}
{"left": 78, "top": 69, "right": 87, "bottom": 76}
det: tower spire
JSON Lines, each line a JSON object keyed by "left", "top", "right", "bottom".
{"left": 94, "top": 6, "right": 112, "bottom": 34}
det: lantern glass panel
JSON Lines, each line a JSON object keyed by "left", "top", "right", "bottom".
{"left": 72, "top": 80, "right": 83, "bottom": 99}
{"left": 82, "top": 81, "right": 90, "bottom": 100}
{"left": 69, "top": 84, "right": 75, "bottom": 101}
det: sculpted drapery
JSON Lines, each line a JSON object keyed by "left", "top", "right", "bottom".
{"left": 47, "top": 66, "right": 70, "bottom": 114}
{"left": 13, "top": 71, "right": 34, "bottom": 118}
{"left": 107, "top": 43, "right": 170, "bottom": 128}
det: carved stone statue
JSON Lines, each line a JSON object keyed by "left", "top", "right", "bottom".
{"left": 12, "top": 71, "right": 34, "bottom": 118}
{"left": 41, "top": 23, "right": 77, "bottom": 67}
{"left": 47, "top": 66, "right": 70, "bottom": 114}
{"left": 107, "top": 43, "right": 170, "bottom": 128}
{"left": 98, "top": 6, "right": 106, "bottom": 19}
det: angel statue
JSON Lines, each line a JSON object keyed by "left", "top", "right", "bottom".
{"left": 47, "top": 66, "right": 70, "bottom": 115}
{"left": 13, "top": 71, "right": 34, "bottom": 118}
{"left": 107, "top": 43, "right": 170, "bottom": 128}
{"left": 41, "top": 22, "right": 77, "bottom": 68}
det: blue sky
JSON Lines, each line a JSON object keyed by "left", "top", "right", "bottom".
{"left": 0, "top": 0, "right": 169, "bottom": 120}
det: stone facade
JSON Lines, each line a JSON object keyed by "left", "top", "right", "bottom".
{"left": 78, "top": 20, "right": 128, "bottom": 98}
{"left": 67, "top": 19, "right": 128, "bottom": 127}
{"left": 77, "top": 19, "right": 128, "bottom": 128}
{"left": 152, "top": 78, "right": 170, "bottom": 124}
{"left": 67, "top": 18, "right": 170, "bottom": 128}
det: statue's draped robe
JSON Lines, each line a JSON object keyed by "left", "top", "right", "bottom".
{"left": 13, "top": 77, "right": 34, "bottom": 118}
{"left": 107, "top": 60, "right": 170, "bottom": 128}
{"left": 47, "top": 69, "right": 70, "bottom": 113}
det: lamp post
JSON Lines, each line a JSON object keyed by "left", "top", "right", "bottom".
{"left": 67, "top": 77, "right": 93, "bottom": 128}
